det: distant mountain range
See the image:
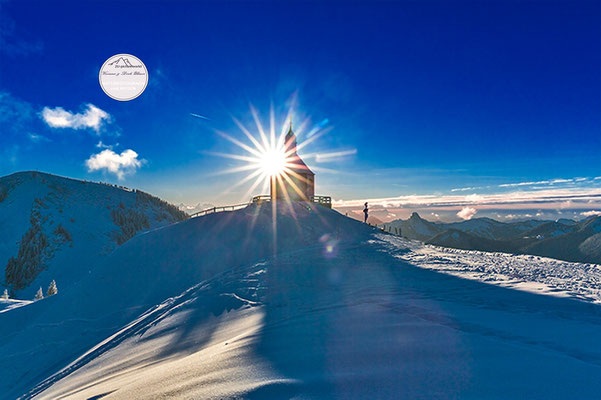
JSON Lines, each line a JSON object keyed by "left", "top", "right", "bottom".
{"left": 177, "top": 202, "right": 216, "bottom": 215}
{"left": 383, "top": 212, "right": 601, "bottom": 264}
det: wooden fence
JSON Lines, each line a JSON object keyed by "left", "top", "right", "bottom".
{"left": 190, "top": 194, "right": 332, "bottom": 218}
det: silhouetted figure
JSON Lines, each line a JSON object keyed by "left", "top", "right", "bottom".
{"left": 363, "top": 202, "right": 369, "bottom": 223}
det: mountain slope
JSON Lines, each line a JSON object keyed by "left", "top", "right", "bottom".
{"left": 1, "top": 203, "right": 601, "bottom": 399}
{"left": 425, "top": 228, "right": 521, "bottom": 253}
{"left": 0, "top": 171, "right": 187, "bottom": 298}
{"left": 386, "top": 213, "right": 599, "bottom": 264}
{"left": 389, "top": 212, "right": 442, "bottom": 240}
{"left": 524, "top": 216, "right": 601, "bottom": 264}
{"left": 521, "top": 220, "right": 576, "bottom": 239}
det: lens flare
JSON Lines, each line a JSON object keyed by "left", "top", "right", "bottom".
{"left": 260, "top": 148, "right": 287, "bottom": 177}
{"left": 206, "top": 104, "right": 339, "bottom": 205}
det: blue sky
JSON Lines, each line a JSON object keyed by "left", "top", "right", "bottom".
{"left": 1, "top": 0, "right": 600, "bottom": 222}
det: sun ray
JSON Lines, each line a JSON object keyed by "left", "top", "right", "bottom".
{"left": 269, "top": 104, "right": 276, "bottom": 151}
{"left": 205, "top": 105, "right": 341, "bottom": 238}
{"left": 242, "top": 171, "right": 268, "bottom": 201}
{"left": 275, "top": 174, "right": 302, "bottom": 228}
{"left": 304, "top": 165, "right": 340, "bottom": 174}
{"left": 233, "top": 117, "right": 266, "bottom": 154}
{"left": 291, "top": 126, "right": 332, "bottom": 154}
{"left": 220, "top": 167, "right": 265, "bottom": 196}
{"left": 215, "top": 130, "right": 264, "bottom": 158}
{"left": 280, "top": 170, "right": 310, "bottom": 201}
{"left": 210, "top": 163, "right": 262, "bottom": 177}
{"left": 203, "top": 151, "right": 260, "bottom": 163}
{"left": 250, "top": 104, "right": 270, "bottom": 151}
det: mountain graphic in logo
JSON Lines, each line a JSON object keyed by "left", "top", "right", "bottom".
{"left": 108, "top": 57, "right": 134, "bottom": 67}
{"left": 100, "top": 53, "right": 148, "bottom": 101}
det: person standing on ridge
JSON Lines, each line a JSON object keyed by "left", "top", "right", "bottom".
{"left": 363, "top": 202, "right": 369, "bottom": 223}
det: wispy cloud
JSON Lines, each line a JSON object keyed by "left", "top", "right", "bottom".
{"left": 334, "top": 187, "right": 601, "bottom": 209}
{"left": 41, "top": 104, "right": 110, "bottom": 132}
{"left": 95, "top": 141, "right": 118, "bottom": 150}
{"left": 0, "top": 91, "right": 34, "bottom": 133}
{"left": 451, "top": 186, "right": 483, "bottom": 192}
{"left": 499, "top": 178, "right": 579, "bottom": 188}
{"left": 85, "top": 149, "right": 144, "bottom": 180}
{"left": 451, "top": 177, "right": 599, "bottom": 192}
{"left": 190, "top": 112, "right": 210, "bottom": 120}
{"left": 0, "top": 144, "right": 19, "bottom": 167}
{"left": 0, "top": 5, "right": 43, "bottom": 56}
{"left": 581, "top": 210, "right": 601, "bottom": 218}
{"left": 312, "top": 149, "right": 357, "bottom": 163}
{"left": 336, "top": 187, "right": 601, "bottom": 222}
{"left": 28, "top": 133, "right": 51, "bottom": 143}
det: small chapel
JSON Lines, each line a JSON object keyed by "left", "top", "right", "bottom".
{"left": 270, "top": 122, "right": 315, "bottom": 202}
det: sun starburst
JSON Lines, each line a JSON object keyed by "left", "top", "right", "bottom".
{"left": 207, "top": 105, "right": 330, "bottom": 204}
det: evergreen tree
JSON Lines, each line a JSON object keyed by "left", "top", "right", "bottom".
{"left": 47, "top": 280, "right": 58, "bottom": 296}
{"left": 1, "top": 289, "right": 8, "bottom": 300}
{"left": 34, "top": 287, "right": 43, "bottom": 300}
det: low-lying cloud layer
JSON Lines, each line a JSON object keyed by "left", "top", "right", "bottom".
{"left": 334, "top": 180, "right": 601, "bottom": 223}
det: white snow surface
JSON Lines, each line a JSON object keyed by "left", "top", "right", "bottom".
{"left": 380, "top": 235, "right": 601, "bottom": 304}
{"left": 1, "top": 203, "right": 600, "bottom": 399}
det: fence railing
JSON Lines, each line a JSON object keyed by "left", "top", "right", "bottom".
{"left": 190, "top": 194, "right": 332, "bottom": 218}
{"left": 251, "top": 195, "right": 271, "bottom": 204}
{"left": 311, "top": 195, "right": 332, "bottom": 208}
{"left": 189, "top": 203, "right": 249, "bottom": 218}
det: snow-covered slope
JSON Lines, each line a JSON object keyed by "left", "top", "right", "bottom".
{"left": 387, "top": 235, "right": 601, "bottom": 304}
{"left": 0, "top": 171, "right": 188, "bottom": 299}
{"left": 1, "top": 203, "right": 601, "bottom": 399}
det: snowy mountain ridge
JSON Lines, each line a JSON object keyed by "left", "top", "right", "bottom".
{"left": 385, "top": 212, "right": 601, "bottom": 264}
{"left": 0, "top": 171, "right": 188, "bottom": 299}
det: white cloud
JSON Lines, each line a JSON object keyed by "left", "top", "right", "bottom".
{"left": 41, "top": 104, "right": 110, "bottom": 132}
{"left": 465, "top": 194, "right": 483, "bottom": 202}
{"left": 451, "top": 186, "right": 482, "bottom": 192}
{"left": 95, "top": 140, "right": 118, "bottom": 150}
{"left": 28, "top": 133, "right": 50, "bottom": 143}
{"left": 581, "top": 210, "right": 601, "bottom": 217}
{"left": 457, "top": 207, "right": 477, "bottom": 220}
{"left": 333, "top": 187, "right": 601, "bottom": 209}
{"left": 314, "top": 149, "right": 357, "bottom": 162}
{"left": 498, "top": 177, "right": 583, "bottom": 188}
{"left": 499, "top": 180, "right": 550, "bottom": 188}
{"left": 85, "top": 149, "right": 144, "bottom": 180}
